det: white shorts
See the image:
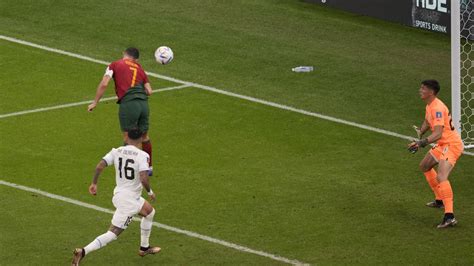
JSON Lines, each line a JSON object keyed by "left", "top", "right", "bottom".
{"left": 111, "top": 192, "right": 145, "bottom": 229}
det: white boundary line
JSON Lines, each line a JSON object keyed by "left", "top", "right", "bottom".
{"left": 0, "top": 34, "right": 472, "bottom": 157}
{"left": 0, "top": 179, "right": 308, "bottom": 266}
{"left": 0, "top": 85, "right": 190, "bottom": 119}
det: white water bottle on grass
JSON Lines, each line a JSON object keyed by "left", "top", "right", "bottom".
{"left": 292, "top": 66, "right": 314, "bottom": 72}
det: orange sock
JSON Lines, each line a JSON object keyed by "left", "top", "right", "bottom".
{"left": 438, "top": 181, "right": 454, "bottom": 214}
{"left": 424, "top": 169, "right": 441, "bottom": 200}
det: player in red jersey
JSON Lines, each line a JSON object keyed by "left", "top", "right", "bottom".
{"left": 409, "top": 80, "right": 464, "bottom": 228}
{"left": 87, "top": 47, "right": 155, "bottom": 175}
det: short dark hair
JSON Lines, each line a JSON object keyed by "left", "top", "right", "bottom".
{"left": 421, "top": 79, "right": 440, "bottom": 95}
{"left": 124, "top": 47, "right": 139, "bottom": 59}
{"left": 128, "top": 128, "right": 143, "bottom": 140}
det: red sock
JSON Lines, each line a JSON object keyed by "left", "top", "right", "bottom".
{"left": 142, "top": 140, "right": 153, "bottom": 167}
{"left": 438, "top": 181, "right": 454, "bottom": 214}
{"left": 424, "top": 169, "right": 441, "bottom": 200}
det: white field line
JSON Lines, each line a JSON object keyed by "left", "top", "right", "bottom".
{"left": 0, "top": 179, "right": 308, "bottom": 266}
{"left": 0, "top": 85, "right": 190, "bottom": 119}
{"left": 1, "top": 35, "right": 472, "bottom": 157}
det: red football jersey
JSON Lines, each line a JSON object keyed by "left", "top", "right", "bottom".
{"left": 105, "top": 59, "right": 149, "bottom": 100}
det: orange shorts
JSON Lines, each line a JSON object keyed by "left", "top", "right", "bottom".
{"left": 429, "top": 143, "right": 464, "bottom": 166}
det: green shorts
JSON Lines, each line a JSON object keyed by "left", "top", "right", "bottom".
{"left": 118, "top": 98, "right": 149, "bottom": 133}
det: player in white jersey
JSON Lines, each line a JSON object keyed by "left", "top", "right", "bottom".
{"left": 72, "top": 129, "right": 160, "bottom": 265}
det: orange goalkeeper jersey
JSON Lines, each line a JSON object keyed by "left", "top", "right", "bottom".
{"left": 425, "top": 98, "right": 462, "bottom": 146}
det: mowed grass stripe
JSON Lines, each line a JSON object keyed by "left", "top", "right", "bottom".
{"left": 1, "top": 75, "right": 473, "bottom": 264}
{"left": 0, "top": 179, "right": 308, "bottom": 266}
{"left": 1, "top": 34, "right": 472, "bottom": 156}
{"left": 0, "top": 184, "right": 292, "bottom": 265}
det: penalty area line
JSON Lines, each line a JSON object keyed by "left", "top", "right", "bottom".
{"left": 0, "top": 84, "right": 191, "bottom": 119}
{"left": 0, "top": 179, "right": 309, "bottom": 266}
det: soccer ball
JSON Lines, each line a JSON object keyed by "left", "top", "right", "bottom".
{"left": 154, "top": 46, "right": 174, "bottom": 65}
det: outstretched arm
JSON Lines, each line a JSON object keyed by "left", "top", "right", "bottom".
{"left": 89, "top": 159, "right": 108, "bottom": 195}
{"left": 139, "top": 171, "right": 156, "bottom": 202}
{"left": 88, "top": 76, "right": 111, "bottom": 112}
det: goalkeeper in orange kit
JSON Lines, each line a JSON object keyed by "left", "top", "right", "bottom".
{"left": 409, "top": 80, "right": 464, "bottom": 228}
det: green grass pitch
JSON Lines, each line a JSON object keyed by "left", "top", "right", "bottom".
{"left": 1, "top": 0, "right": 473, "bottom": 265}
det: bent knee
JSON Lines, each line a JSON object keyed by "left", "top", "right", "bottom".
{"left": 148, "top": 208, "right": 156, "bottom": 218}
{"left": 143, "top": 208, "right": 155, "bottom": 219}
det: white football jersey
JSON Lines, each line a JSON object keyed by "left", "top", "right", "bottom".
{"left": 102, "top": 145, "right": 150, "bottom": 197}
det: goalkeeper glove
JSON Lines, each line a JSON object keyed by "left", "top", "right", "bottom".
{"left": 408, "top": 142, "right": 419, "bottom": 154}
{"left": 408, "top": 138, "right": 429, "bottom": 154}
